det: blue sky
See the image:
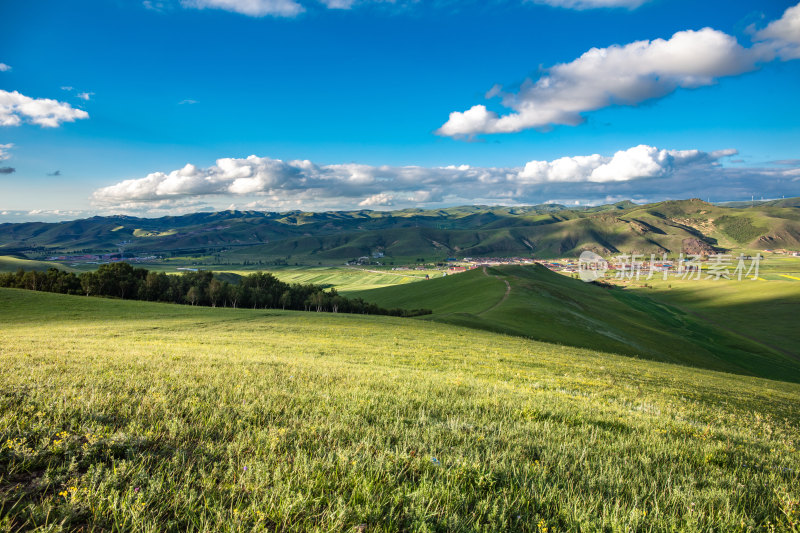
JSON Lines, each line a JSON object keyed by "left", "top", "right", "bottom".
{"left": 1, "top": 0, "right": 799, "bottom": 220}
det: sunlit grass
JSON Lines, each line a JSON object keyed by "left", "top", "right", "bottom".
{"left": 1, "top": 288, "right": 799, "bottom": 531}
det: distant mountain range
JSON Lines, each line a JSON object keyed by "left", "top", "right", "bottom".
{"left": 1, "top": 198, "right": 798, "bottom": 264}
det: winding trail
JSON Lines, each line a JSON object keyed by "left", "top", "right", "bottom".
{"left": 479, "top": 266, "right": 511, "bottom": 315}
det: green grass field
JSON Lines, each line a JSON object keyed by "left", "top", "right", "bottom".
{"left": 1, "top": 289, "right": 800, "bottom": 531}
{"left": 124, "top": 266, "right": 441, "bottom": 294}
{"left": 238, "top": 267, "right": 440, "bottom": 294}
{"left": 619, "top": 277, "right": 799, "bottom": 361}
{"left": 0, "top": 256, "right": 79, "bottom": 274}
{"left": 352, "top": 265, "right": 800, "bottom": 382}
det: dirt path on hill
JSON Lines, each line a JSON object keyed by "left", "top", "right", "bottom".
{"left": 479, "top": 266, "right": 511, "bottom": 315}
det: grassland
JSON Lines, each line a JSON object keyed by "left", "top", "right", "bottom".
{"left": 1, "top": 288, "right": 799, "bottom": 531}
{"left": 352, "top": 265, "right": 800, "bottom": 382}
{"left": 222, "top": 267, "right": 441, "bottom": 294}
{"left": 623, "top": 277, "right": 800, "bottom": 363}
{"left": 0, "top": 256, "right": 78, "bottom": 274}
{"left": 748, "top": 255, "right": 800, "bottom": 280}
{"left": 126, "top": 266, "right": 440, "bottom": 294}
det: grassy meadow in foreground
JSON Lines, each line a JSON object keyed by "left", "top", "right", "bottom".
{"left": 1, "top": 288, "right": 799, "bottom": 532}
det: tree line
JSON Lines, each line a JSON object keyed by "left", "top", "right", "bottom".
{"left": 0, "top": 263, "right": 432, "bottom": 317}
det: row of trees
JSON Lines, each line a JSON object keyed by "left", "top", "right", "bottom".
{"left": 0, "top": 263, "right": 431, "bottom": 317}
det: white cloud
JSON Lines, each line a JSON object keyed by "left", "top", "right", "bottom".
{"left": 359, "top": 193, "right": 393, "bottom": 207}
{"left": 408, "top": 189, "right": 443, "bottom": 203}
{"left": 90, "top": 146, "right": 749, "bottom": 211}
{"left": 438, "top": 2, "right": 800, "bottom": 138}
{"left": 0, "top": 143, "right": 13, "bottom": 160}
{"left": 0, "top": 63, "right": 11, "bottom": 72}
{"left": 155, "top": 0, "right": 659, "bottom": 17}
{"left": 0, "top": 209, "right": 94, "bottom": 222}
{"left": 61, "top": 87, "right": 94, "bottom": 101}
{"left": 0, "top": 90, "right": 89, "bottom": 128}
{"left": 181, "top": 0, "right": 304, "bottom": 17}
{"left": 320, "top": 0, "right": 356, "bottom": 8}
{"left": 143, "top": 0, "right": 167, "bottom": 10}
{"left": 317, "top": 0, "right": 405, "bottom": 8}
{"left": 531, "top": 0, "right": 648, "bottom": 9}
{"left": 518, "top": 145, "right": 730, "bottom": 184}
{"left": 172, "top": 0, "right": 651, "bottom": 17}
{"left": 753, "top": 3, "right": 800, "bottom": 60}
{"left": 438, "top": 27, "right": 765, "bottom": 137}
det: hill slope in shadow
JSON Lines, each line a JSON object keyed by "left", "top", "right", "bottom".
{"left": 351, "top": 265, "right": 800, "bottom": 382}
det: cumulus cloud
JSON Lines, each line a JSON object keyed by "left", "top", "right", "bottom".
{"left": 0, "top": 143, "right": 13, "bottom": 160}
{"left": 531, "top": 0, "right": 649, "bottom": 9}
{"left": 408, "top": 189, "right": 444, "bottom": 203}
{"left": 180, "top": 0, "right": 304, "bottom": 17}
{"left": 0, "top": 63, "right": 11, "bottom": 72}
{"left": 753, "top": 2, "right": 800, "bottom": 60}
{"left": 87, "top": 145, "right": 776, "bottom": 212}
{"left": 0, "top": 209, "right": 95, "bottom": 223}
{"left": 438, "top": 28, "right": 767, "bottom": 137}
{"left": 519, "top": 146, "right": 737, "bottom": 184}
{"left": 359, "top": 193, "right": 393, "bottom": 207}
{"left": 0, "top": 90, "right": 89, "bottom": 128}
{"left": 438, "top": 3, "right": 800, "bottom": 138}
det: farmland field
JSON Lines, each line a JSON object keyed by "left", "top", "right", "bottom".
{"left": 112, "top": 266, "right": 441, "bottom": 295}
{"left": 1, "top": 288, "right": 799, "bottom": 531}
{"left": 238, "top": 267, "right": 441, "bottom": 294}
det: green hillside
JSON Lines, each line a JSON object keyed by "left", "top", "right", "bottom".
{"left": 718, "top": 197, "right": 800, "bottom": 209}
{"left": 1, "top": 289, "right": 799, "bottom": 531}
{"left": 2, "top": 198, "right": 799, "bottom": 267}
{"left": 259, "top": 266, "right": 435, "bottom": 292}
{"left": 0, "top": 255, "right": 79, "bottom": 273}
{"left": 627, "top": 277, "right": 800, "bottom": 364}
{"left": 351, "top": 265, "right": 800, "bottom": 382}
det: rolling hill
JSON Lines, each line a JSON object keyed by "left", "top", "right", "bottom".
{"left": 0, "top": 255, "right": 80, "bottom": 273}
{"left": 1, "top": 198, "right": 798, "bottom": 266}
{"left": 351, "top": 264, "right": 800, "bottom": 382}
{"left": 1, "top": 288, "right": 799, "bottom": 530}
